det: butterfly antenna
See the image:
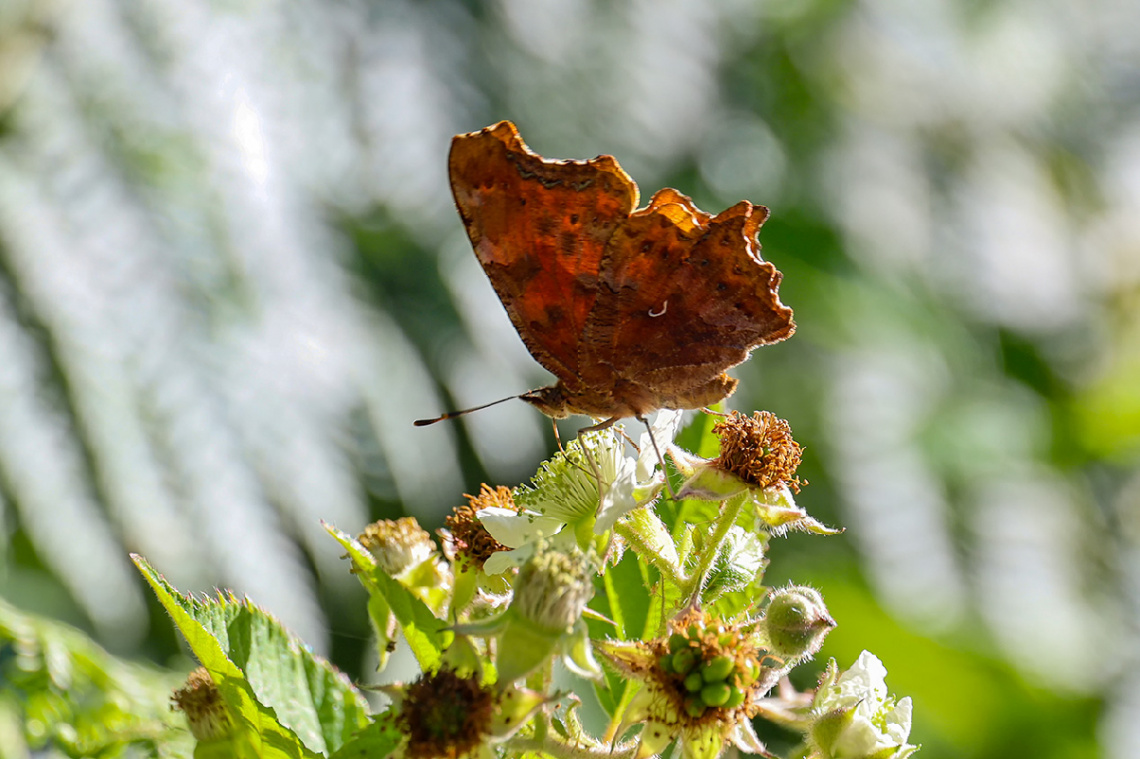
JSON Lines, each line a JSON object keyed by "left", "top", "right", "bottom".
{"left": 413, "top": 395, "right": 523, "bottom": 426}
{"left": 637, "top": 415, "right": 678, "bottom": 501}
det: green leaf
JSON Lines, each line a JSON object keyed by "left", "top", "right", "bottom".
{"left": 134, "top": 555, "right": 368, "bottom": 758}
{"left": 325, "top": 524, "right": 453, "bottom": 671}
{"left": 603, "top": 551, "right": 651, "bottom": 641}
{"left": 328, "top": 712, "right": 402, "bottom": 759}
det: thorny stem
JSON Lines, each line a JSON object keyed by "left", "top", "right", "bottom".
{"left": 683, "top": 491, "right": 748, "bottom": 604}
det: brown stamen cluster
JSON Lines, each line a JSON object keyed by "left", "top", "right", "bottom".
{"left": 714, "top": 411, "right": 804, "bottom": 493}
{"left": 399, "top": 667, "right": 496, "bottom": 759}
{"left": 441, "top": 484, "right": 514, "bottom": 570}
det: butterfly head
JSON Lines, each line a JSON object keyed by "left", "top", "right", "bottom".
{"left": 519, "top": 385, "right": 572, "bottom": 419}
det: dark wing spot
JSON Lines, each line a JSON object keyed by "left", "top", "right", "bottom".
{"left": 717, "top": 282, "right": 727, "bottom": 291}
{"left": 570, "top": 213, "right": 579, "bottom": 224}
{"left": 545, "top": 305, "right": 566, "bottom": 325}
{"left": 536, "top": 215, "right": 558, "bottom": 239}
{"left": 640, "top": 241, "right": 652, "bottom": 253}
{"left": 699, "top": 258, "right": 710, "bottom": 267}
{"left": 560, "top": 230, "right": 578, "bottom": 258}
{"left": 519, "top": 197, "right": 527, "bottom": 206}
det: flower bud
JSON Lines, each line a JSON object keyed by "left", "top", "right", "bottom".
{"left": 760, "top": 585, "right": 835, "bottom": 662}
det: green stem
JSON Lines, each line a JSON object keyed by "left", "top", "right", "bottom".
{"left": 683, "top": 492, "right": 747, "bottom": 604}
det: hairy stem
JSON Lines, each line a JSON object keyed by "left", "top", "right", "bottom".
{"left": 684, "top": 492, "right": 747, "bottom": 604}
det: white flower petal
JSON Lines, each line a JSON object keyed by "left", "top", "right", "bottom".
{"left": 482, "top": 545, "right": 532, "bottom": 575}
{"left": 478, "top": 509, "right": 564, "bottom": 548}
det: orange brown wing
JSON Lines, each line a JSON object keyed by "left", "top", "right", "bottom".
{"left": 448, "top": 122, "right": 638, "bottom": 383}
{"left": 581, "top": 189, "right": 794, "bottom": 411}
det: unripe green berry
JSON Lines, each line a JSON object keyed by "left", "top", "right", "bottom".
{"left": 700, "top": 682, "right": 732, "bottom": 707}
{"left": 724, "top": 687, "right": 746, "bottom": 709}
{"left": 672, "top": 648, "right": 698, "bottom": 675}
{"left": 684, "top": 695, "right": 706, "bottom": 719}
{"left": 687, "top": 624, "right": 701, "bottom": 640}
{"left": 684, "top": 671, "right": 704, "bottom": 692}
{"left": 659, "top": 653, "right": 675, "bottom": 673}
{"left": 701, "top": 655, "right": 735, "bottom": 683}
{"left": 668, "top": 633, "right": 688, "bottom": 653}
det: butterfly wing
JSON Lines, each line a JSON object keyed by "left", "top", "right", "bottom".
{"left": 449, "top": 122, "right": 638, "bottom": 384}
{"left": 582, "top": 189, "right": 794, "bottom": 412}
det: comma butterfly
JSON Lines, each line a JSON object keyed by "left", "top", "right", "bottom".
{"left": 417, "top": 121, "right": 794, "bottom": 430}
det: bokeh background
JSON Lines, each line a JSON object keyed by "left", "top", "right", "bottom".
{"left": 2, "top": 0, "right": 1138, "bottom": 756}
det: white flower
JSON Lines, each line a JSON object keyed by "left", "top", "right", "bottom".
{"left": 477, "top": 411, "right": 681, "bottom": 575}
{"left": 810, "top": 651, "right": 919, "bottom": 759}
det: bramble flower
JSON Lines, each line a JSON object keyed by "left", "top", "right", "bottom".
{"left": 671, "top": 411, "right": 838, "bottom": 535}
{"left": 384, "top": 667, "right": 546, "bottom": 759}
{"left": 808, "top": 651, "right": 919, "bottom": 759}
{"left": 171, "top": 667, "right": 232, "bottom": 742}
{"left": 600, "top": 608, "right": 789, "bottom": 759}
{"left": 454, "top": 544, "right": 601, "bottom": 683}
{"left": 478, "top": 411, "right": 682, "bottom": 574}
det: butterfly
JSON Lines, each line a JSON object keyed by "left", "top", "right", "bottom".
{"left": 417, "top": 121, "right": 793, "bottom": 431}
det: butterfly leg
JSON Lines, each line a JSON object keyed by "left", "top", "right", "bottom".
{"left": 637, "top": 415, "right": 677, "bottom": 501}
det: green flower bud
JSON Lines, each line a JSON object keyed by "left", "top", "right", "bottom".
{"left": 761, "top": 585, "right": 835, "bottom": 661}
{"left": 668, "top": 632, "right": 688, "bottom": 653}
{"left": 684, "top": 671, "right": 705, "bottom": 692}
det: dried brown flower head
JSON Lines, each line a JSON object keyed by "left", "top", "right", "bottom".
{"left": 440, "top": 485, "right": 515, "bottom": 570}
{"left": 714, "top": 411, "right": 804, "bottom": 493}
{"left": 398, "top": 667, "right": 496, "bottom": 759}
{"left": 358, "top": 517, "right": 436, "bottom": 576}
{"left": 171, "top": 667, "right": 232, "bottom": 741}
